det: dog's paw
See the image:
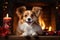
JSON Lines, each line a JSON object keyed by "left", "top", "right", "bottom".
{"left": 20, "top": 35, "right": 24, "bottom": 37}
{"left": 32, "top": 32, "right": 37, "bottom": 36}
{"left": 20, "top": 35, "right": 26, "bottom": 37}
{"left": 20, "top": 33, "right": 28, "bottom": 37}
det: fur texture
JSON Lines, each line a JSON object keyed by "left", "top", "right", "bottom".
{"left": 16, "top": 6, "right": 43, "bottom": 36}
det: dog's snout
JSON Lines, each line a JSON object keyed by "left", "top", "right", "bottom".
{"left": 28, "top": 18, "right": 31, "bottom": 21}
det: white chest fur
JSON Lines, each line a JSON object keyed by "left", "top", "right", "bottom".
{"left": 17, "top": 22, "right": 42, "bottom": 36}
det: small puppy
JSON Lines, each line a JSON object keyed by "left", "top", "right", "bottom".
{"left": 16, "top": 6, "right": 43, "bottom": 36}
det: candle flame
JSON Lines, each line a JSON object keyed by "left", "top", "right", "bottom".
{"left": 48, "top": 26, "right": 52, "bottom": 31}
{"left": 6, "top": 14, "right": 8, "bottom": 17}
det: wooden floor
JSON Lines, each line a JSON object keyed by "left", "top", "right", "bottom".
{"left": 0, "top": 35, "right": 60, "bottom": 40}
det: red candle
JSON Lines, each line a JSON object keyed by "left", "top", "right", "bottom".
{"left": 3, "top": 14, "right": 12, "bottom": 22}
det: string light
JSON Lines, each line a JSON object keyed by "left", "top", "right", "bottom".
{"left": 3, "top": 0, "right": 8, "bottom": 16}
{"left": 56, "top": 7, "right": 58, "bottom": 9}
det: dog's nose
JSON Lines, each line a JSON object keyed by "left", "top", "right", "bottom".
{"left": 28, "top": 18, "right": 31, "bottom": 21}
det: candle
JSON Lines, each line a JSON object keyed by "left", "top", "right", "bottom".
{"left": 3, "top": 14, "right": 11, "bottom": 20}
{"left": 2, "top": 14, "right": 11, "bottom": 36}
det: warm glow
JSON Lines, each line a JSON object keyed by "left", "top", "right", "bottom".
{"left": 39, "top": 16, "right": 45, "bottom": 30}
{"left": 48, "top": 26, "right": 52, "bottom": 31}
{"left": 6, "top": 14, "right": 8, "bottom": 17}
{"left": 3, "top": 13, "right": 11, "bottom": 20}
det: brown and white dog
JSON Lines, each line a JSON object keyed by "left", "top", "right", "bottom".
{"left": 16, "top": 6, "right": 43, "bottom": 36}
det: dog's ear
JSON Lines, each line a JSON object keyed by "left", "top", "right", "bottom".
{"left": 16, "top": 6, "right": 26, "bottom": 19}
{"left": 16, "top": 6, "right": 26, "bottom": 14}
{"left": 32, "top": 7, "right": 42, "bottom": 17}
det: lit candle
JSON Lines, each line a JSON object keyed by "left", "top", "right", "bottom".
{"left": 3, "top": 14, "right": 11, "bottom": 36}
{"left": 3, "top": 14, "right": 11, "bottom": 21}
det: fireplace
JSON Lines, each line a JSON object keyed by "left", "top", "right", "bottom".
{"left": 1, "top": 0, "right": 60, "bottom": 40}
{"left": 13, "top": 2, "right": 56, "bottom": 34}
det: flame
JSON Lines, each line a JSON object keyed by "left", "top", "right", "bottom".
{"left": 6, "top": 14, "right": 8, "bottom": 17}
{"left": 48, "top": 26, "right": 52, "bottom": 31}
{"left": 39, "top": 16, "right": 45, "bottom": 30}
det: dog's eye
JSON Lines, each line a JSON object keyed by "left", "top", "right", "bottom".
{"left": 31, "top": 14, "right": 34, "bottom": 17}
{"left": 25, "top": 15, "right": 27, "bottom": 17}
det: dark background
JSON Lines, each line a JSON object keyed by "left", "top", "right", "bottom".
{"left": 0, "top": 0, "right": 60, "bottom": 30}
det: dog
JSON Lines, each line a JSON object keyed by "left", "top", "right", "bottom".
{"left": 16, "top": 6, "right": 43, "bottom": 36}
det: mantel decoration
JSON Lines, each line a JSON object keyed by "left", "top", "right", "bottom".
{"left": 0, "top": 13, "right": 12, "bottom": 37}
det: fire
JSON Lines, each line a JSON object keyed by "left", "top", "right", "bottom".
{"left": 48, "top": 26, "right": 52, "bottom": 31}
{"left": 39, "top": 16, "right": 45, "bottom": 30}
